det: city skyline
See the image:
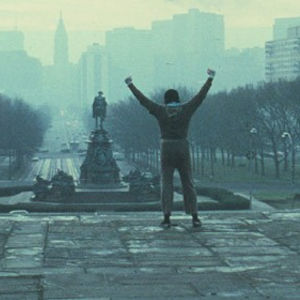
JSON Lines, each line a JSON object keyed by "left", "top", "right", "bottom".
{"left": 1, "top": 0, "right": 300, "bottom": 64}
{"left": 1, "top": 3, "right": 299, "bottom": 107}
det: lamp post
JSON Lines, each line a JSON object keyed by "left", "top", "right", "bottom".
{"left": 281, "top": 132, "right": 294, "bottom": 183}
{"left": 250, "top": 127, "right": 258, "bottom": 135}
{"left": 249, "top": 127, "right": 257, "bottom": 206}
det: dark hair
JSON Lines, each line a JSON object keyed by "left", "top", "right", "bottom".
{"left": 164, "top": 89, "right": 180, "bottom": 104}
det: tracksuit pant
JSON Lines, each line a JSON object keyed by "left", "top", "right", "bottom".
{"left": 160, "top": 139, "right": 198, "bottom": 215}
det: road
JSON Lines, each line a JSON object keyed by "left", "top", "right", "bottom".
{"left": 14, "top": 110, "right": 133, "bottom": 185}
{"left": 18, "top": 153, "right": 81, "bottom": 182}
{"left": 12, "top": 110, "right": 84, "bottom": 183}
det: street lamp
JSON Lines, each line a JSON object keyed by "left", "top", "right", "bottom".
{"left": 250, "top": 127, "right": 258, "bottom": 135}
{"left": 281, "top": 132, "right": 292, "bottom": 145}
{"left": 281, "top": 131, "right": 294, "bottom": 184}
{"left": 249, "top": 127, "right": 257, "bottom": 207}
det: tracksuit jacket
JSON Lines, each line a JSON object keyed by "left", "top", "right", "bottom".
{"left": 128, "top": 78, "right": 212, "bottom": 214}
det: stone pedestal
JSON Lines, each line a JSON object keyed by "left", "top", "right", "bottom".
{"left": 80, "top": 129, "right": 121, "bottom": 186}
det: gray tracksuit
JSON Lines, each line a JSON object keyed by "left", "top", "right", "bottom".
{"left": 128, "top": 78, "right": 212, "bottom": 214}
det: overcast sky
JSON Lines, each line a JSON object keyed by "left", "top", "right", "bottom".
{"left": 1, "top": 0, "right": 300, "bottom": 63}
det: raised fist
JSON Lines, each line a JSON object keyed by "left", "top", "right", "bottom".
{"left": 124, "top": 76, "right": 133, "bottom": 85}
{"left": 207, "top": 68, "right": 216, "bottom": 78}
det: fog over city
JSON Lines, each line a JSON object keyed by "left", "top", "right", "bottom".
{"left": 0, "top": 0, "right": 299, "bottom": 108}
{"left": 1, "top": 3, "right": 300, "bottom": 296}
{"left": 1, "top": 0, "right": 300, "bottom": 63}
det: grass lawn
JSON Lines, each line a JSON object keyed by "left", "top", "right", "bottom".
{"left": 252, "top": 191, "right": 300, "bottom": 209}
{"left": 258, "top": 198, "right": 300, "bottom": 209}
{"left": 189, "top": 156, "right": 300, "bottom": 209}
{"left": 253, "top": 191, "right": 294, "bottom": 201}
{"left": 193, "top": 155, "right": 300, "bottom": 185}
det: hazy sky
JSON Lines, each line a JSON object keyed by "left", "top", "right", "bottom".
{"left": 1, "top": 0, "right": 300, "bottom": 63}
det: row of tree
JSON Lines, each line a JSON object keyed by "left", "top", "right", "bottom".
{"left": 0, "top": 94, "right": 51, "bottom": 172}
{"left": 105, "top": 77, "right": 300, "bottom": 180}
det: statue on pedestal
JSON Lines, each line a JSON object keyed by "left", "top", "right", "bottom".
{"left": 32, "top": 175, "right": 51, "bottom": 201}
{"left": 51, "top": 169, "right": 75, "bottom": 198}
{"left": 32, "top": 171, "right": 75, "bottom": 201}
{"left": 92, "top": 91, "right": 107, "bottom": 130}
{"left": 123, "top": 169, "right": 160, "bottom": 195}
{"left": 80, "top": 92, "right": 121, "bottom": 186}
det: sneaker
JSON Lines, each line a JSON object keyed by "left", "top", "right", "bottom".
{"left": 192, "top": 218, "right": 202, "bottom": 228}
{"left": 160, "top": 219, "right": 171, "bottom": 228}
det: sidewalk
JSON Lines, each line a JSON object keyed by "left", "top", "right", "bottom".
{"left": 0, "top": 210, "right": 299, "bottom": 299}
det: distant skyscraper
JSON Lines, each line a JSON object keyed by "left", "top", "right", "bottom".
{"left": 218, "top": 47, "right": 265, "bottom": 91}
{"left": 266, "top": 25, "right": 300, "bottom": 81}
{"left": 105, "top": 9, "right": 224, "bottom": 101}
{"left": 54, "top": 13, "right": 69, "bottom": 66}
{"left": 106, "top": 27, "right": 153, "bottom": 102}
{"left": 78, "top": 43, "right": 107, "bottom": 109}
{"left": 0, "top": 30, "right": 24, "bottom": 52}
{"left": 0, "top": 30, "right": 42, "bottom": 103}
{"left": 273, "top": 17, "right": 300, "bottom": 40}
{"left": 42, "top": 14, "right": 77, "bottom": 108}
{"left": 151, "top": 9, "right": 224, "bottom": 89}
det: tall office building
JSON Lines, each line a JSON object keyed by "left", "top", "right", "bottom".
{"left": 105, "top": 9, "right": 224, "bottom": 101}
{"left": 151, "top": 9, "right": 267, "bottom": 93}
{"left": 218, "top": 47, "right": 265, "bottom": 91}
{"left": 42, "top": 14, "right": 77, "bottom": 108}
{"left": 0, "top": 30, "right": 42, "bottom": 103}
{"left": 266, "top": 24, "right": 300, "bottom": 82}
{"left": 78, "top": 43, "right": 107, "bottom": 109}
{"left": 54, "top": 13, "right": 69, "bottom": 66}
{"left": 106, "top": 27, "right": 153, "bottom": 102}
{"left": 265, "top": 16, "right": 300, "bottom": 81}
{"left": 151, "top": 9, "right": 224, "bottom": 90}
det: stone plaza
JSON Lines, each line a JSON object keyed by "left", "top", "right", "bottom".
{"left": 0, "top": 210, "right": 299, "bottom": 299}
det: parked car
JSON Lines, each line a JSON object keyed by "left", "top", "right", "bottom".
{"left": 263, "top": 151, "right": 284, "bottom": 159}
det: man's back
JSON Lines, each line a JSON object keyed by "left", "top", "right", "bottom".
{"left": 124, "top": 71, "right": 215, "bottom": 227}
{"left": 127, "top": 77, "right": 213, "bottom": 139}
{"left": 151, "top": 102, "right": 192, "bottom": 139}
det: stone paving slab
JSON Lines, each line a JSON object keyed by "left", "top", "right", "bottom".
{"left": 0, "top": 210, "right": 299, "bottom": 299}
